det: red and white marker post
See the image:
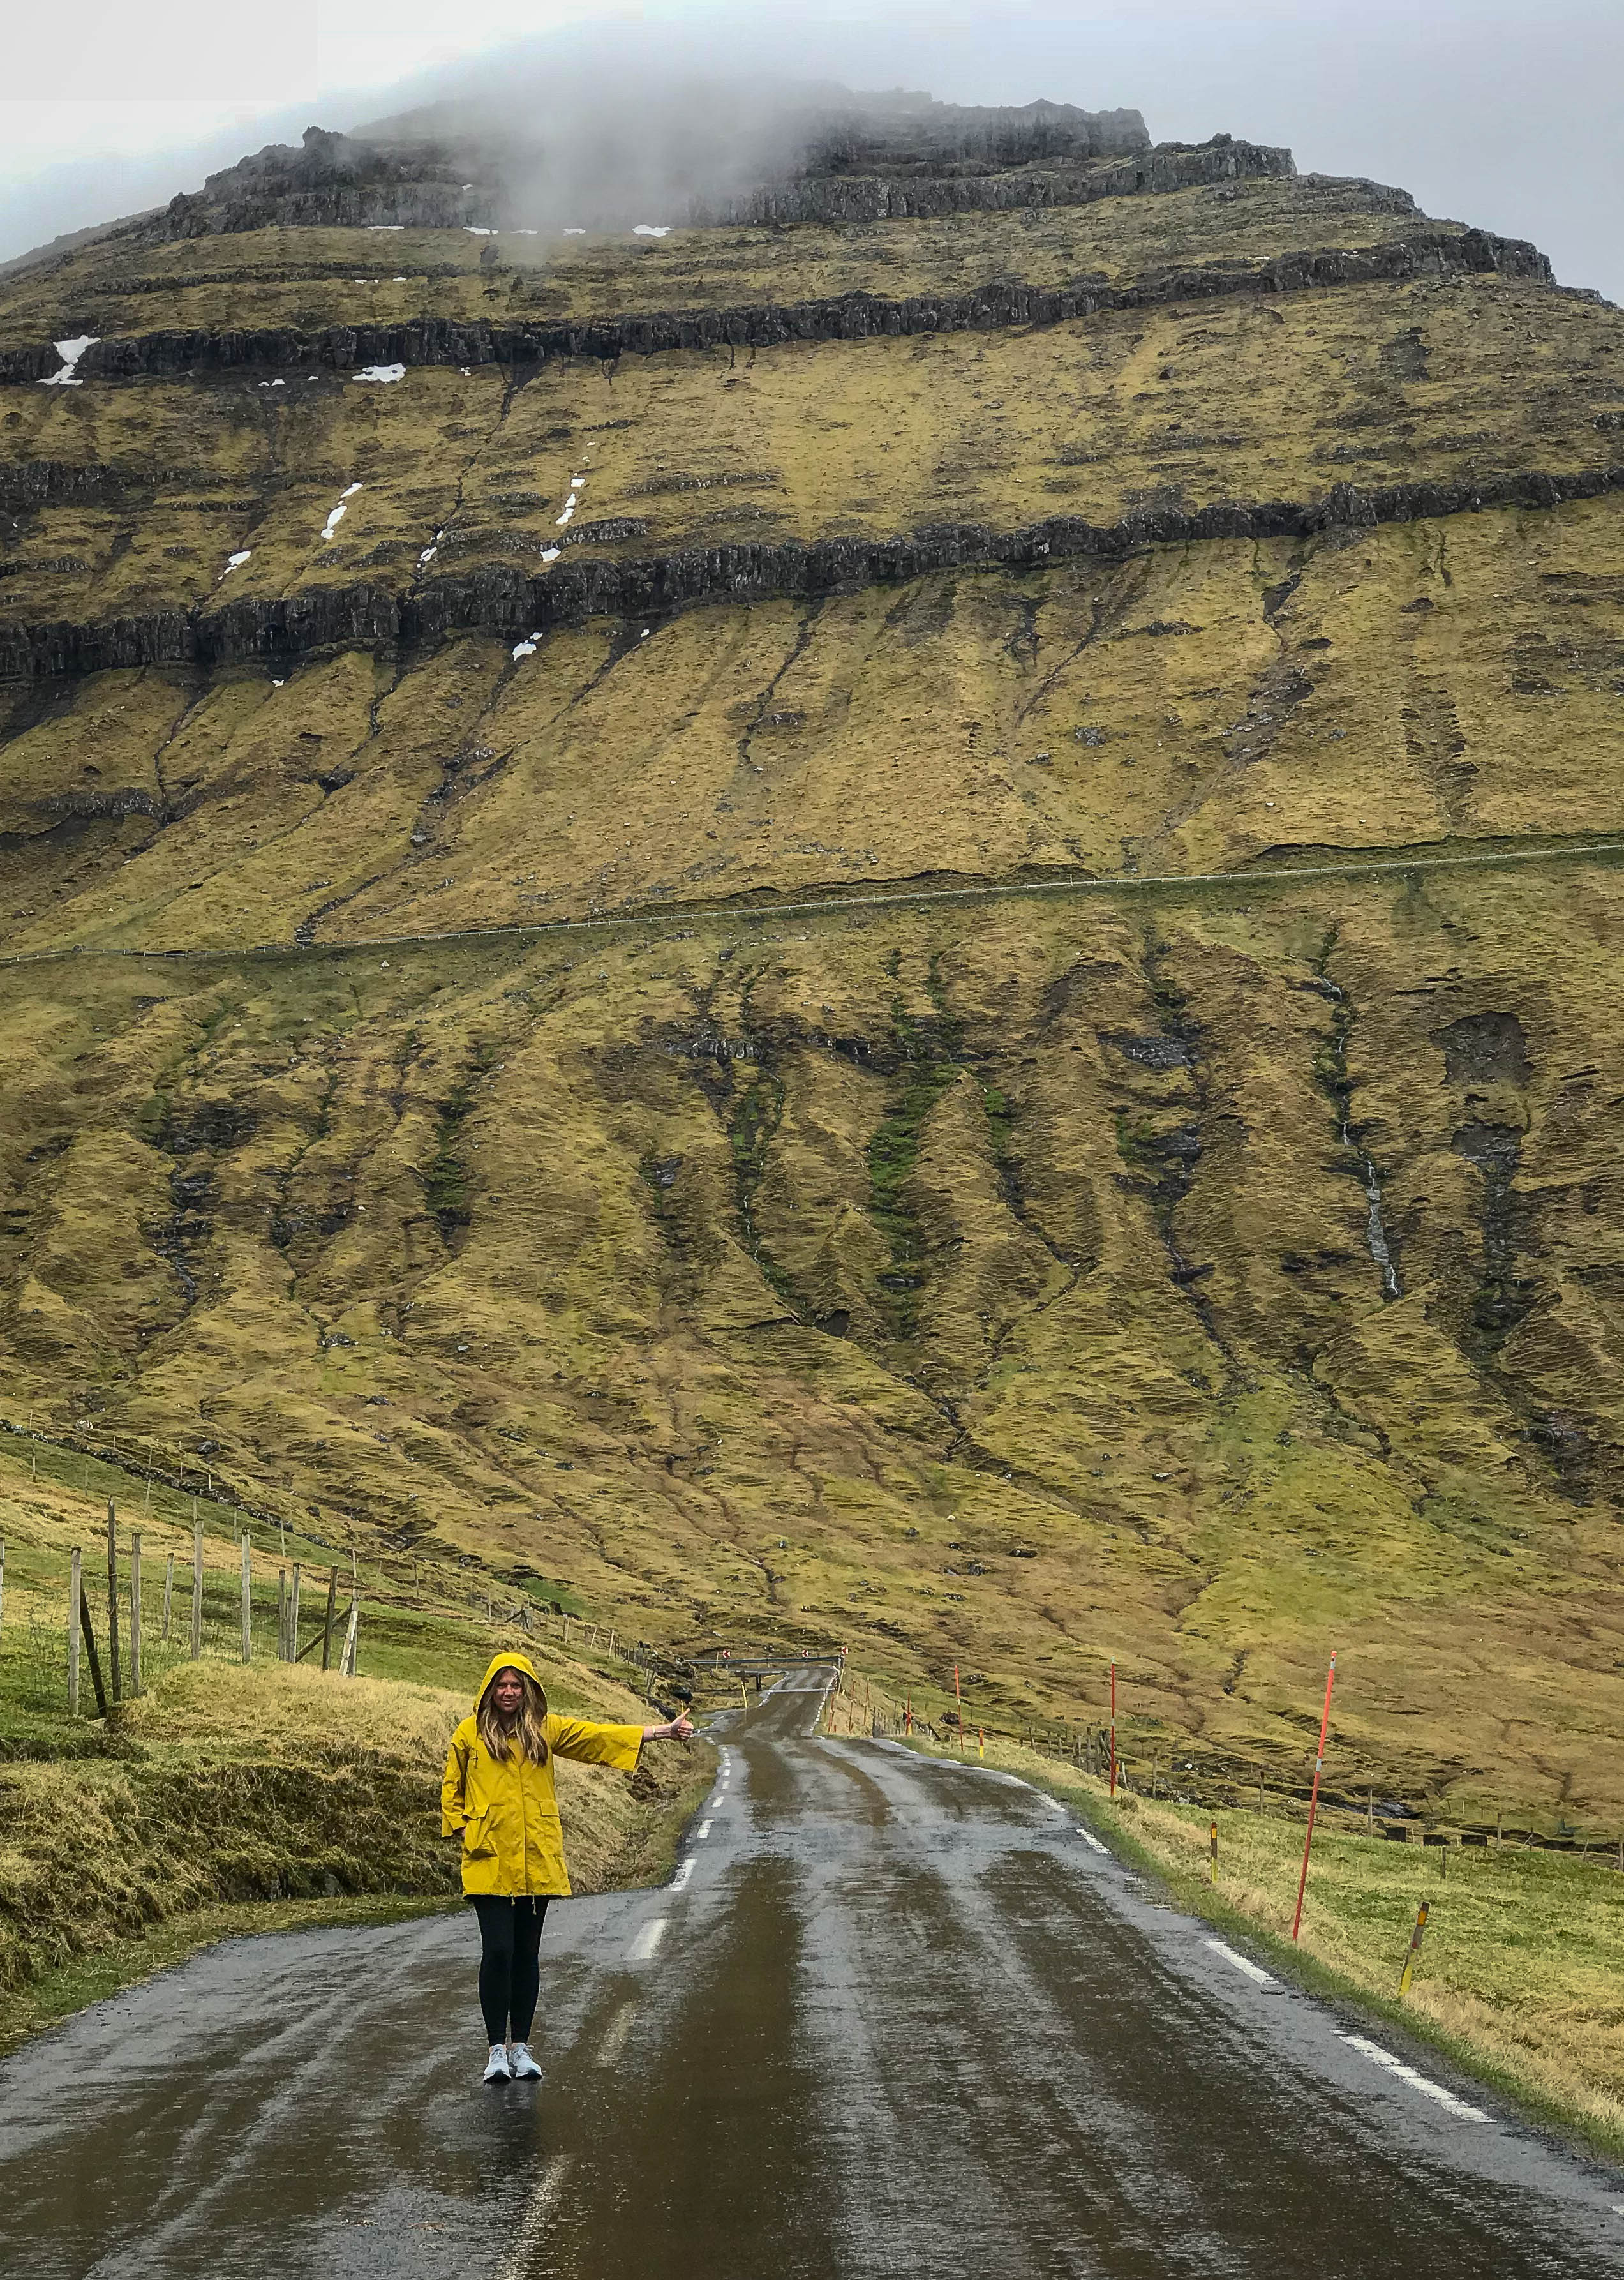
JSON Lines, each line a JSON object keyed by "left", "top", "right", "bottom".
{"left": 1291, "top": 1653, "right": 1337, "bottom": 1942}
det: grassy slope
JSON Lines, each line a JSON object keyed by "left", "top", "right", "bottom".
{"left": 3, "top": 859, "right": 1624, "bottom": 1836}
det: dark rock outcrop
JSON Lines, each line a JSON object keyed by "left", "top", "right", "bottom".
{"left": 4, "top": 461, "right": 1618, "bottom": 683}
{"left": 1, "top": 227, "right": 1554, "bottom": 389}
{"left": 703, "top": 133, "right": 1290, "bottom": 226}
{"left": 156, "top": 126, "right": 499, "bottom": 240}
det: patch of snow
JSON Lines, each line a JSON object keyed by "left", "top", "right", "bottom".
{"left": 512, "top": 640, "right": 537, "bottom": 661}
{"left": 540, "top": 547, "right": 561, "bottom": 564}
{"left": 465, "top": 226, "right": 496, "bottom": 236}
{"left": 571, "top": 474, "right": 587, "bottom": 486}
{"left": 459, "top": 366, "right": 471, "bottom": 377}
{"left": 419, "top": 547, "right": 437, "bottom": 567}
{"left": 514, "top": 228, "right": 538, "bottom": 236}
{"left": 563, "top": 227, "right": 586, "bottom": 235}
{"left": 632, "top": 225, "right": 671, "bottom": 238}
{"left": 342, "top": 483, "right": 364, "bottom": 499}
{"left": 367, "top": 225, "right": 405, "bottom": 231}
{"left": 257, "top": 379, "right": 286, "bottom": 389}
{"left": 40, "top": 334, "right": 98, "bottom": 387}
{"left": 355, "top": 363, "right": 406, "bottom": 384}
{"left": 271, "top": 679, "right": 285, "bottom": 687}
{"left": 320, "top": 484, "right": 362, "bottom": 544}
{"left": 392, "top": 276, "right": 408, "bottom": 283}
{"left": 220, "top": 551, "right": 252, "bottom": 576}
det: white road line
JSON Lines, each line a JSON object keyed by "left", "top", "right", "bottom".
{"left": 628, "top": 1917, "right": 668, "bottom": 1962}
{"left": 493, "top": 2150, "right": 571, "bottom": 2279}
{"left": 1205, "top": 1938, "right": 1279, "bottom": 1990}
{"left": 1340, "top": 2033, "right": 1489, "bottom": 2120}
{"left": 697, "top": 1820, "right": 712, "bottom": 1839}
{"left": 595, "top": 2000, "right": 637, "bottom": 2069}
{"left": 1075, "top": 1827, "right": 1109, "bottom": 1854}
{"left": 669, "top": 1857, "right": 694, "bottom": 1891}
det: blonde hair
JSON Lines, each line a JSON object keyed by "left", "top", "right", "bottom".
{"left": 477, "top": 1665, "right": 550, "bottom": 1765}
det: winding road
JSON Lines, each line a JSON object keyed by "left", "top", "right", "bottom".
{"left": 1, "top": 1674, "right": 1620, "bottom": 2277}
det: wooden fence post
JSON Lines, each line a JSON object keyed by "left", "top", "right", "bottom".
{"left": 68, "top": 1547, "right": 82, "bottom": 1716}
{"left": 190, "top": 1520, "right": 204, "bottom": 1659}
{"left": 0, "top": 1537, "right": 5, "bottom": 1635}
{"left": 130, "top": 1530, "right": 143, "bottom": 1697}
{"left": 161, "top": 1552, "right": 175, "bottom": 1645}
{"left": 240, "top": 1534, "right": 252, "bottom": 1663}
{"left": 276, "top": 1568, "right": 288, "bottom": 1660}
{"left": 78, "top": 1582, "right": 109, "bottom": 1718}
{"left": 290, "top": 1563, "right": 302, "bottom": 1660}
{"left": 321, "top": 1566, "right": 338, "bottom": 1670}
{"left": 106, "top": 1501, "right": 122, "bottom": 1705}
{"left": 340, "top": 1597, "right": 360, "bottom": 1677}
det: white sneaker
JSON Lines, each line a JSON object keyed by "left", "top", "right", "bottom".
{"left": 509, "top": 2042, "right": 542, "bottom": 2081}
{"left": 483, "top": 2043, "right": 512, "bottom": 2084}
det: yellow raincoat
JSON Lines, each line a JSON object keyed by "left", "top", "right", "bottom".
{"left": 441, "top": 1652, "right": 644, "bottom": 1898}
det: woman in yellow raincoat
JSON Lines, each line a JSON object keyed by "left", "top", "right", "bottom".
{"left": 442, "top": 1651, "right": 693, "bottom": 2083}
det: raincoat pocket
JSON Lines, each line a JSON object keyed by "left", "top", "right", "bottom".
{"left": 462, "top": 1809, "right": 496, "bottom": 1862}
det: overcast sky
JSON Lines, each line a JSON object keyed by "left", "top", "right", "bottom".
{"left": 3, "top": 0, "right": 1620, "bottom": 301}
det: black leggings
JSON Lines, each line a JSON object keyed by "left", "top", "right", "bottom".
{"left": 470, "top": 1896, "right": 550, "bottom": 2044}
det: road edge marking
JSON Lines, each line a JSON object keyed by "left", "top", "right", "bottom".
{"left": 1205, "top": 1937, "right": 1279, "bottom": 1989}
{"left": 627, "top": 1917, "right": 668, "bottom": 1962}
{"left": 1339, "top": 2032, "right": 1490, "bottom": 2120}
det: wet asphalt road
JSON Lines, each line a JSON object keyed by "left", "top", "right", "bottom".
{"left": 3, "top": 1672, "right": 1622, "bottom": 2279}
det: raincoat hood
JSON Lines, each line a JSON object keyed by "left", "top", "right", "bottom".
{"left": 475, "top": 1651, "right": 547, "bottom": 1713}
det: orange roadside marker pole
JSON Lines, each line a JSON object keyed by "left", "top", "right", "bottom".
{"left": 1292, "top": 1653, "right": 1337, "bottom": 1941}
{"left": 978, "top": 1725, "right": 985, "bottom": 1759}
{"left": 1108, "top": 1660, "right": 1117, "bottom": 1799}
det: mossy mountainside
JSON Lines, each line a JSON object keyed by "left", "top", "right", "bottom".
{"left": 3, "top": 508, "right": 1623, "bottom": 955}
{"left": 1, "top": 103, "right": 1622, "bottom": 1833}
{"left": 6, "top": 863, "right": 1624, "bottom": 1826}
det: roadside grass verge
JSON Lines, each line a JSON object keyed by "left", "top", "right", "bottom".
{"left": 898, "top": 1727, "right": 1624, "bottom": 2166}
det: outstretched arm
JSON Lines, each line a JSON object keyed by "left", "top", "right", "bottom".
{"left": 642, "top": 1714, "right": 694, "bottom": 1742}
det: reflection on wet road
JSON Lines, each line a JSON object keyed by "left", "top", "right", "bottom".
{"left": 3, "top": 1673, "right": 1621, "bottom": 2277}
